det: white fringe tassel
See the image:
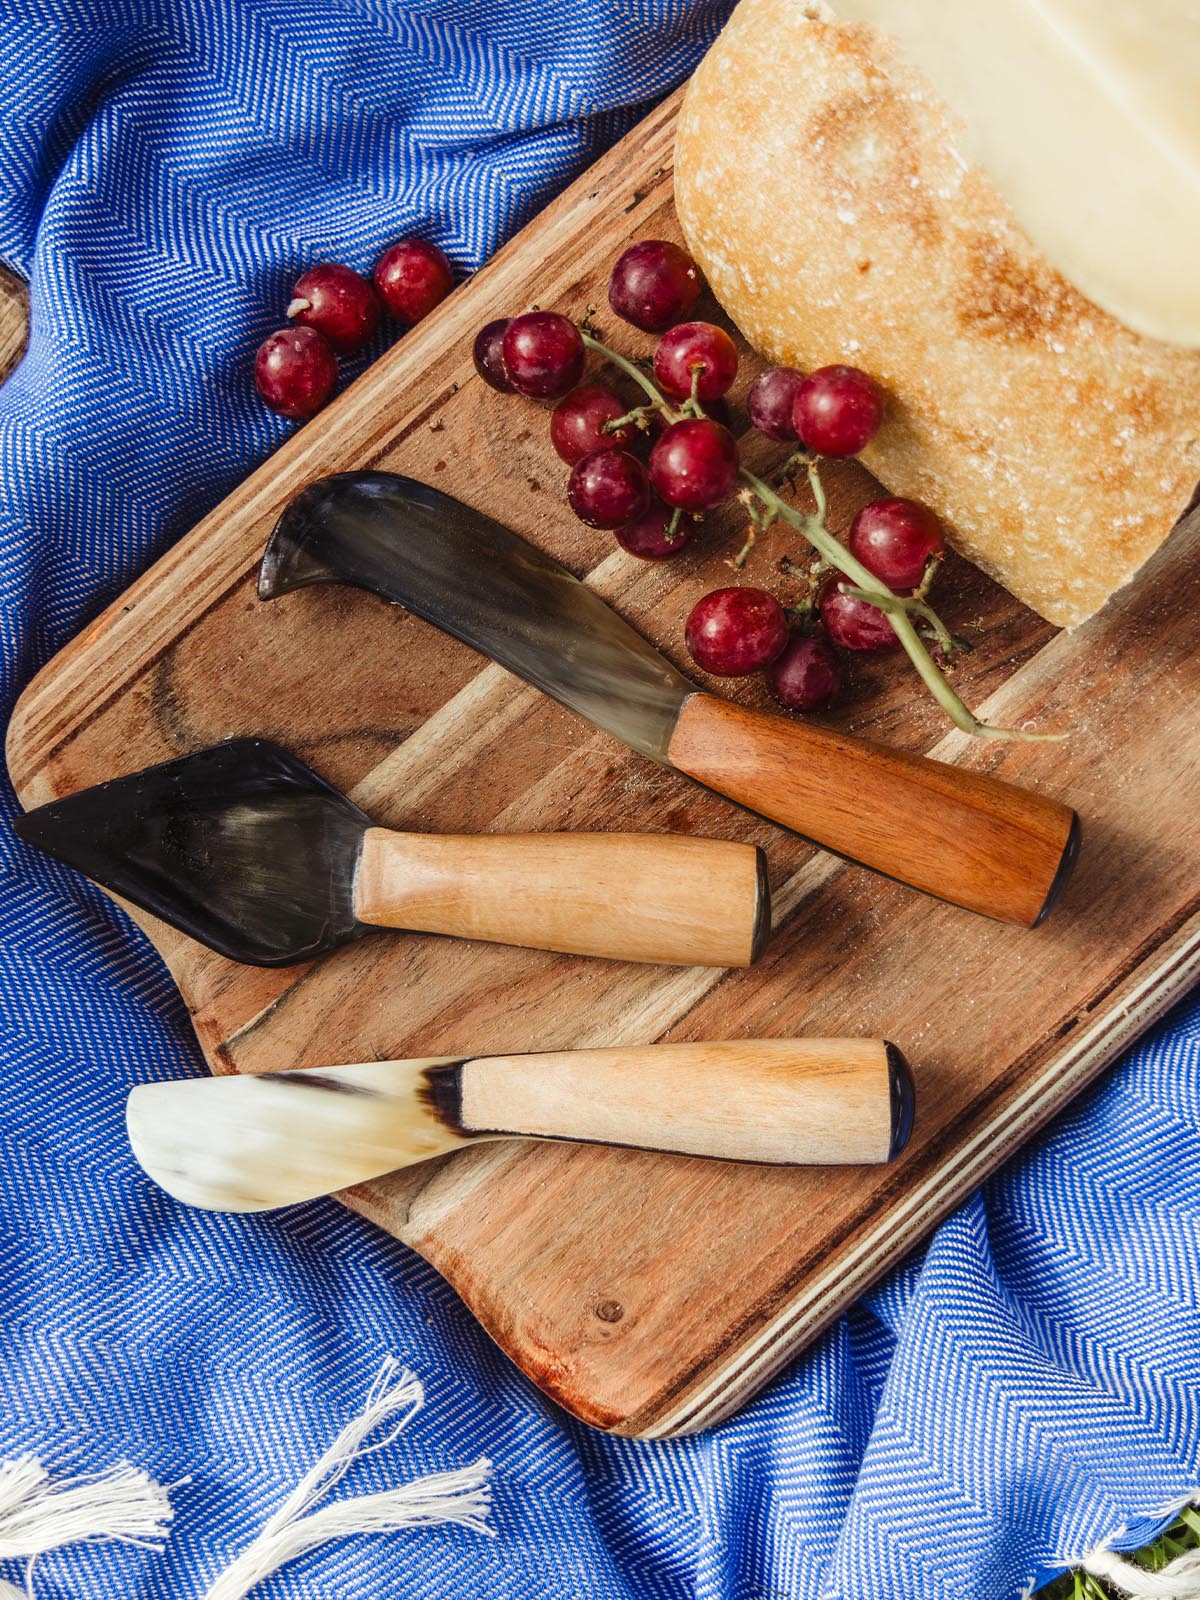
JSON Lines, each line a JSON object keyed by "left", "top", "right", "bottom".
{"left": 204, "top": 1358, "right": 493, "bottom": 1600}
{"left": 0, "top": 1455, "right": 175, "bottom": 1598}
{"left": 1085, "top": 1546, "right": 1200, "bottom": 1598}
{"left": 1081, "top": 1495, "right": 1200, "bottom": 1599}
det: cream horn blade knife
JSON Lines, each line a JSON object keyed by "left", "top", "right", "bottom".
{"left": 259, "top": 472, "right": 1079, "bottom": 927}
{"left": 13, "top": 739, "right": 768, "bottom": 968}
{"left": 126, "top": 1039, "right": 916, "bottom": 1213}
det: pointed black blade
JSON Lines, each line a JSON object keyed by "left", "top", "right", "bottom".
{"left": 259, "top": 472, "right": 695, "bottom": 762}
{"left": 13, "top": 739, "right": 371, "bottom": 967}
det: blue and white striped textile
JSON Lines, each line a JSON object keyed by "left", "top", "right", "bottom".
{"left": 1, "top": 4, "right": 1198, "bottom": 1596}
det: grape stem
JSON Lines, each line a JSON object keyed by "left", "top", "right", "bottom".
{"left": 583, "top": 332, "right": 669, "bottom": 410}
{"left": 581, "top": 330, "right": 1060, "bottom": 741}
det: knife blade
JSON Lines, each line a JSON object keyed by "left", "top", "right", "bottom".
{"left": 258, "top": 471, "right": 692, "bottom": 762}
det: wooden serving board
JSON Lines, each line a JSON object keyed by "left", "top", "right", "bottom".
{"left": 8, "top": 92, "right": 1200, "bottom": 1437}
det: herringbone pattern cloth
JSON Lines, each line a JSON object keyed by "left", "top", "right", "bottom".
{"left": 1, "top": 4, "right": 1198, "bottom": 1596}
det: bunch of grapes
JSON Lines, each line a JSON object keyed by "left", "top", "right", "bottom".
{"left": 254, "top": 240, "right": 455, "bottom": 420}
{"left": 471, "top": 240, "right": 1016, "bottom": 734}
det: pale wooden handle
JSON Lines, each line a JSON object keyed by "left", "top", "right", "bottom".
{"left": 459, "top": 1039, "right": 913, "bottom": 1165}
{"left": 353, "top": 829, "right": 769, "bottom": 966}
{"left": 667, "top": 694, "right": 1079, "bottom": 927}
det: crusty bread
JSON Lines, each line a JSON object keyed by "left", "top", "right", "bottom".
{"left": 674, "top": 0, "right": 1200, "bottom": 627}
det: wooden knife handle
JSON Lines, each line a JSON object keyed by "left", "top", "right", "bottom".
{"left": 667, "top": 693, "right": 1079, "bottom": 928}
{"left": 457, "top": 1039, "right": 913, "bottom": 1165}
{"left": 354, "top": 829, "right": 770, "bottom": 967}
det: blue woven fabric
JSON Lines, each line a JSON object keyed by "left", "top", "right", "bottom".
{"left": 1, "top": 5, "right": 1198, "bottom": 1596}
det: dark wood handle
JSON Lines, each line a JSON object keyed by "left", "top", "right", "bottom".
{"left": 667, "top": 694, "right": 1078, "bottom": 927}
{"left": 354, "top": 829, "right": 770, "bottom": 966}
{"left": 463, "top": 1039, "right": 913, "bottom": 1165}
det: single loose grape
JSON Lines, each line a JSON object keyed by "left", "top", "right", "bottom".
{"left": 254, "top": 326, "right": 338, "bottom": 419}
{"left": 374, "top": 238, "right": 455, "bottom": 323}
{"left": 473, "top": 319, "right": 515, "bottom": 392}
{"left": 286, "top": 263, "right": 380, "bottom": 354}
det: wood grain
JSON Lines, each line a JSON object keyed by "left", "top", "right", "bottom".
{"left": 668, "top": 691, "right": 1078, "bottom": 926}
{"left": 7, "top": 93, "right": 1200, "bottom": 1436}
{"left": 355, "top": 828, "right": 767, "bottom": 967}
{"left": 462, "top": 1040, "right": 902, "bottom": 1164}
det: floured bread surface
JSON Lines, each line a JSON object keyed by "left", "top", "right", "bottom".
{"left": 674, "top": 0, "right": 1200, "bottom": 627}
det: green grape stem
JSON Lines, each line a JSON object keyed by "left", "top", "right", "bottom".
{"left": 580, "top": 329, "right": 1061, "bottom": 741}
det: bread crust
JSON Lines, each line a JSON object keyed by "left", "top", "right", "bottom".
{"left": 674, "top": 0, "right": 1200, "bottom": 627}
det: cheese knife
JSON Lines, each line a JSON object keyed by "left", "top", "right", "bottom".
{"left": 126, "top": 1038, "right": 916, "bottom": 1212}
{"left": 258, "top": 471, "right": 1080, "bottom": 927}
{"left": 13, "top": 739, "right": 768, "bottom": 968}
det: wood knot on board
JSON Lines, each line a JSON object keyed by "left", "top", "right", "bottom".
{"left": 594, "top": 1299, "right": 624, "bottom": 1324}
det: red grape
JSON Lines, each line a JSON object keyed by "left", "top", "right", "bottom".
{"left": 767, "top": 630, "right": 843, "bottom": 712}
{"left": 649, "top": 418, "right": 739, "bottom": 511}
{"left": 685, "top": 587, "right": 788, "bottom": 676}
{"left": 550, "top": 384, "right": 633, "bottom": 464}
{"left": 848, "top": 497, "right": 945, "bottom": 591}
{"left": 794, "top": 365, "right": 884, "bottom": 456}
{"left": 747, "top": 367, "right": 805, "bottom": 442}
{"left": 609, "top": 239, "right": 703, "bottom": 333}
{"left": 502, "top": 312, "right": 585, "bottom": 400}
{"left": 374, "top": 238, "right": 455, "bottom": 324}
{"left": 473, "top": 318, "right": 514, "bottom": 392}
{"left": 822, "top": 587, "right": 901, "bottom": 653}
{"left": 615, "top": 498, "right": 693, "bottom": 560}
{"left": 653, "top": 322, "right": 738, "bottom": 401}
{"left": 568, "top": 448, "right": 649, "bottom": 529}
{"left": 286, "top": 263, "right": 379, "bottom": 354}
{"left": 254, "top": 326, "right": 338, "bottom": 419}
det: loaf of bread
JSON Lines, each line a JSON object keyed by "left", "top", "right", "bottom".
{"left": 674, "top": 0, "right": 1200, "bottom": 627}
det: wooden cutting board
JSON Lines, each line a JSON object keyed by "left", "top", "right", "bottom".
{"left": 7, "top": 90, "right": 1200, "bottom": 1438}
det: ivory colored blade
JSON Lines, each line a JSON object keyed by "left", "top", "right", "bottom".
{"left": 127, "top": 1059, "right": 475, "bottom": 1212}
{"left": 831, "top": 0, "right": 1200, "bottom": 345}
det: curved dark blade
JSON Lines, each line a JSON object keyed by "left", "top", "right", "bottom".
{"left": 259, "top": 473, "right": 694, "bottom": 763}
{"left": 13, "top": 740, "right": 371, "bottom": 966}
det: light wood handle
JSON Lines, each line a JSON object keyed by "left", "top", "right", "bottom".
{"left": 667, "top": 694, "right": 1079, "bottom": 927}
{"left": 353, "top": 828, "right": 769, "bottom": 966}
{"left": 460, "top": 1039, "right": 913, "bottom": 1165}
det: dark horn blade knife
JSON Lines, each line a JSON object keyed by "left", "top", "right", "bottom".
{"left": 259, "top": 472, "right": 1079, "bottom": 927}
{"left": 13, "top": 739, "right": 768, "bottom": 969}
